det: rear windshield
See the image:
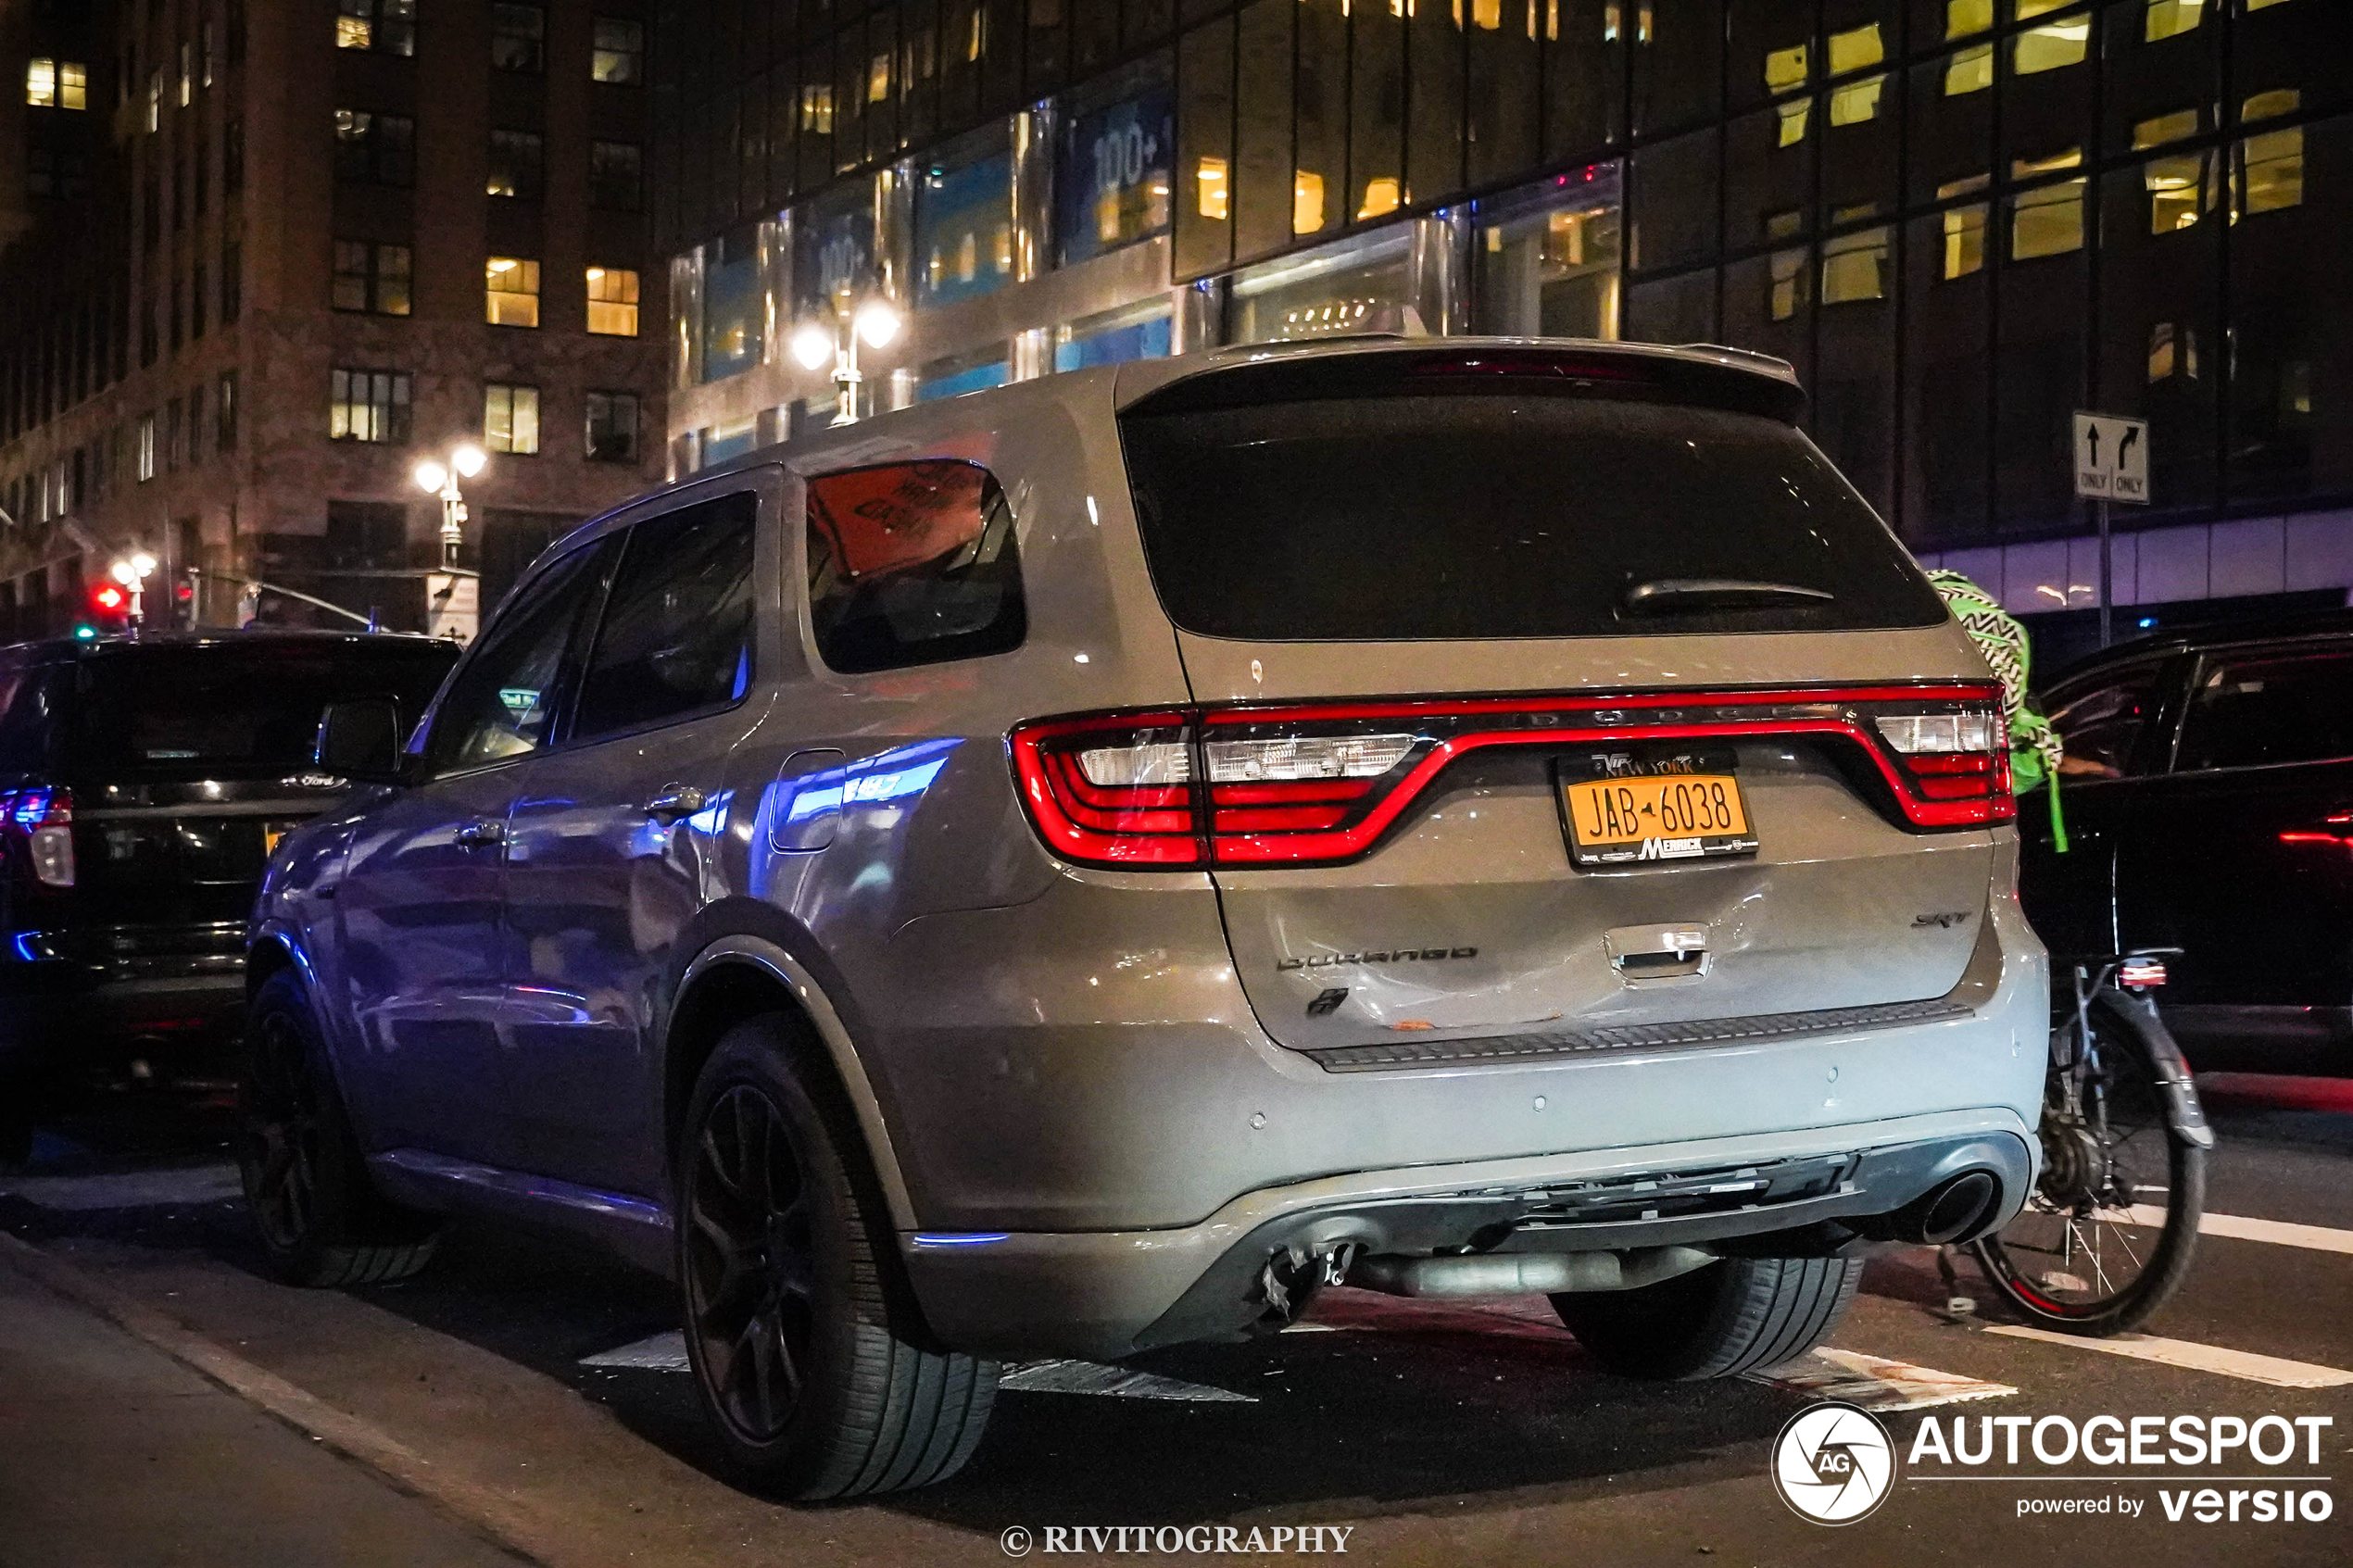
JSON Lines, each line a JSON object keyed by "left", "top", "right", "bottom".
{"left": 1120, "top": 394, "right": 1945, "bottom": 641}
{"left": 63, "top": 642, "right": 458, "bottom": 778}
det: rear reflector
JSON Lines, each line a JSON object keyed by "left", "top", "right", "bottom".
{"left": 1011, "top": 684, "right": 2012, "bottom": 871}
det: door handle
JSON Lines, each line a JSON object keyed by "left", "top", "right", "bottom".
{"left": 644, "top": 784, "right": 709, "bottom": 822}
{"left": 453, "top": 820, "right": 505, "bottom": 847}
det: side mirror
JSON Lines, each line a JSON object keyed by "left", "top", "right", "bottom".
{"left": 315, "top": 699, "right": 405, "bottom": 783}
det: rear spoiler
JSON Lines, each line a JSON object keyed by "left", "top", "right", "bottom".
{"left": 1121, "top": 342, "right": 1806, "bottom": 425}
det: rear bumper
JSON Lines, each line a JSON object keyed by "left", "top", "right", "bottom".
{"left": 903, "top": 1111, "right": 2035, "bottom": 1361}
{"left": 0, "top": 924, "right": 246, "bottom": 1077}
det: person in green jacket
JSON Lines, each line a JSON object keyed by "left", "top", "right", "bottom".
{"left": 1923, "top": 569, "right": 2067, "bottom": 852}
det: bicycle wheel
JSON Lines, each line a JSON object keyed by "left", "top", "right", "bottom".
{"left": 1971, "top": 991, "right": 2205, "bottom": 1335}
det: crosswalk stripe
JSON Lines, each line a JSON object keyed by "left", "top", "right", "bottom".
{"left": 1748, "top": 1348, "right": 2017, "bottom": 1411}
{"left": 1985, "top": 1325, "right": 2353, "bottom": 1388}
{"left": 2125, "top": 1206, "right": 2353, "bottom": 1256}
{"left": 579, "top": 1330, "right": 690, "bottom": 1371}
{"left": 998, "top": 1360, "right": 1257, "bottom": 1403}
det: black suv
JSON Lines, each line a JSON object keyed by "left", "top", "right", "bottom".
{"left": 0, "top": 631, "right": 458, "bottom": 1156}
{"left": 2023, "top": 610, "right": 2353, "bottom": 1077}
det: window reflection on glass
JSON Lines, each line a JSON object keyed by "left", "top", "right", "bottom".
{"left": 916, "top": 346, "right": 1010, "bottom": 401}
{"left": 916, "top": 145, "right": 1013, "bottom": 308}
{"left": 1945, "top": 0, "right": 1993, "bottom": 38}
{"left": 1472, "top": 164, "right": 1623, "bottom": 340}
{"left": 2145, "top": 151, "right": 2214, "bottom": 232}
{"left": 2144, "top": 0, "right": 2203, "bottom": 42}
{"left": 1944, "top": 44, "right": 1993, "bottom": 96}
{"left": 2233, "top": 126, "right": 2305, "bottom": 216}
{"left": 1827, "top": 24, "right": 1882, "bottom": 75}
{"left": 1057, "top": 79, "right": 1173, "bottom": 266}
{"left": 1195, "top": 157, "right": 1228, "bottom": 219}
{"left": 2243, "top": 88, "right": 2300, "bottom": 123}
{"left": 1764, "top": 44, "right": 1808, "bottom": 95}
{"left": 698, "top": 232, "right": 759, "bottom": 373}
{"left": 1822, "top": 227, "right": 1890, "bottom": 304}
{"left": 592, "top": 18, "right": 645, "bottom": 83}
{"left": 1942, "top": 203, "right": 1988, "bottom": 278}
{"left": 585, "top": 392, "right": 640, "bottom": 462}
{"left": 1292, "top": 171, "right": 1327, "bottom": 235}
{"left": 1053, "top": 300, "right": 1173, "bottom": 372}
{"left": 2015, "top": 0, "right": 2074, "bottom": 19}
{"left": 2147, "top": 322, "right": 2199, "bottom": 382}
{"left": 1776, "top": 97, "right": 1810, "bottom": 146}
{"left": 1229, "top": 228, "right": 1416, "bottom": 345}
{"left": 1768, "top": 247, "right": 1806, "bottom": 320}
{"left": 2014, "top": 17, "right": 2090, "bottom": 76}
{"left": 1358, "top": 177, "right": 1402, "bottom": 220}
{"left": 2012, "top": 147, "right": 2082, "bottom": 185}
{"left": 2009, "top": 180, "right": 2085, "bottom": 259}
{"left": 2133, "top": 107, "right": 2200, "bottom": 149}
{"left": 1830, "top": 74, "right": 1884, "bottom": 127}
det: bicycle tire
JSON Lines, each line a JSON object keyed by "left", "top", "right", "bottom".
{"left": 1971, "top": 989, "right": 2205, "bottom": 1336}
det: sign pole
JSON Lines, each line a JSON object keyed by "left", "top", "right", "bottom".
{"left": 2097, "top": 496, "right": 2112, "bottom": 649}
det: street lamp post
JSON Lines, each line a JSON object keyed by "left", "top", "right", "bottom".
{"left": 413, "top": 443, "right": 488, "bottom": 642}
{"left": 412, "top": 442, "right": 488, "bottom": 568}
{"left": 109, "top": 551, "right": 157, "bottom": 633}
{"left": 790, "top": 299, "right": 903, "bottom": 427}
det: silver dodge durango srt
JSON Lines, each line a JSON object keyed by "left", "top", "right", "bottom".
{"left": 241, "top": 338, "right": 2048, "bottom": 1499}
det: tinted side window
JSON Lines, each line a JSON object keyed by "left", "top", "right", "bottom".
{"left": 571, "top": 492, "right": 757, "bottom": 740}
{"left": 2048, "top": 666, "right": 2165, "bottom": 779}
{"left": 2175, "top": 647, "right": 2353, "bottom": 773}
{"left": 0, "top": 660, "right": 60, "bottom": 776}
{"left": 427, "top": 539, "right": 616, "bottom": 772}
{"left": 806, "top": 460, "right": 1026, "bottom": 674}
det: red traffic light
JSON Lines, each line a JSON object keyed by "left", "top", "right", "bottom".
{"left": 92, "top": 583, "right": 128, "bottom": 613}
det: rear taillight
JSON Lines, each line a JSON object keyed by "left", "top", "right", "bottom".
{"left": 1872, "top": 712, "right": 2014, "bottom": 816}
{"left": 1010, "top": 684, "right": 2012, "bottom": 871}
{"left": 0, "top": 786, "right": 75, "bottom": 887}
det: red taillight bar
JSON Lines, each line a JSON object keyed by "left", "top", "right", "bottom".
{"left": 1008, "top": 684, "right": 2012, "bottom": 871}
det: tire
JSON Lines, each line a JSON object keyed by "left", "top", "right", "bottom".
{"left": 676, "top": 1016, "right": 998, "bottom": 1499}
{"left": 235, "top": 970, "right": 440, "bottom": 1288}
{"left": 1971, "top": 989, "right": 2205, "bottom": 1336}
{"left": 1551, "top": 1255, "right": 1866, "bottom": 1380}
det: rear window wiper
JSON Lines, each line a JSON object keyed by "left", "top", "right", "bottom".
{"left": 1622, "top": 578, "right": 1838, "bottom": 613}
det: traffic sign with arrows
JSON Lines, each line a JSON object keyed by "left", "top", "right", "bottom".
{"left": 2073, "top": 411, "right": 2149, "bottom": 504}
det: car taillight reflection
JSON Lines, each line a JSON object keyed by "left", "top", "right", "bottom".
{"left": 1010, "top": 684, "right": 2013, "bottom": 871}
{"left": 0, "top": 786, "right": 76, "bottom": 887}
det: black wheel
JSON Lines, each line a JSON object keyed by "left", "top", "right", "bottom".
{"left": 235, "top": 970, "right": 440, "bottom": 1287}
{"left": 1971, "top": 991, "right": 2204, "bottom": 1336}
{"left": 1551, "top": 1254, "right": 1865, "bottom": 1379}
{"left": 677, "top": 1017, "right": 998, "bottom": 1499}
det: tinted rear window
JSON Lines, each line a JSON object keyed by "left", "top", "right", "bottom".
{"left": 1120, "top": 395, "right": 1944, "bottom": 641}
{"left": 67, "top": 642, "right": 459, "bottom": 777}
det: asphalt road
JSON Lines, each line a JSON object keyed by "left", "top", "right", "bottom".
{"left": 2, "top": 1077, "right": 2348, "bottom": 1568}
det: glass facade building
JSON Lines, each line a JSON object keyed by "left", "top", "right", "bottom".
{"left": 655, "top": 0, "right": 2351, "bottom": 637}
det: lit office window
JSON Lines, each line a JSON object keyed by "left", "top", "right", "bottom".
{"left": 586, "top": 267, "right": 639, "bottom": 336}
{"left": 2145, "top": 0, "right": 2204, "bottom": 43}
{"left": 2015, "top": 16, "right": 2090, "bottom": 76}
{"left": 1827, "top": 24, "right": 1882, "bottom": 75}
{"left": 485, "top": 257, "right": 542, "bottom": 327}
{"left": 1942, "top": 204, "right": 1987, "bottom": 279}
{"left": 484, "top": 384, "right": 541, "bottom": 455}
{"left": 2010, "top": 180, "right": 2086, "bottom": 260}
{"left": 1822, "top": 227, "right": 1891, "bottom": 304}
{"left": 2235, "top": 124, "right": 2305, "bottom": 216}
{"left": 329, "top": 370, "right": 411, "bottom": 443}
{"left": 26, "top": 60, "right": 85, "bottom": 109}
{"left": 336, "top": 0, "right": 417, "bottom": 56}
{"left": 592, "top": 19, "right": 645, "bottom": 83}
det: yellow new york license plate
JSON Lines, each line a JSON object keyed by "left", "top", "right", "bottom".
{"left": 1560, "top": 771, "right": 1757, "bottom": 867}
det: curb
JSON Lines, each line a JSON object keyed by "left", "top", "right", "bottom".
{"left": 0, "top": 1229, "right": 548, "bottom": 1566}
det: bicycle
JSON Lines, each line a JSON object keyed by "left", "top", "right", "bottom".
{"left": 1969, "top": 951, "right": 2213, "bottom": 1336}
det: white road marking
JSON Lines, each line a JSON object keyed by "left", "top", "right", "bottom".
{"left": 2125, "top": 1206, "right": 2353, "bottom": 1256}
{"left": 0, "top": 1161, "right": 244, "bottom": 1211}
{"left": 1748, "top": 1348, "right": 2017, "bottom": 1411}
{"left": 998, "top": 1359, "right": 1257, "bottom": 1403}
{"left": 573, "top": 1334, "right": 1260, "bottom": 1403}
{"left": 579, "top": 1331, "right": 690, "bottom": 1372}
{"left": 1985, "top": 1325, "right": 2353, "bottom": 1389}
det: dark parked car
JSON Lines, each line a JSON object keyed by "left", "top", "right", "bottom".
{"left": 0, "top": 630, "right": 459, "bottom": 1158}
{"left": 2023, "top": 611, "right": 2353, "bottom": 1076}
